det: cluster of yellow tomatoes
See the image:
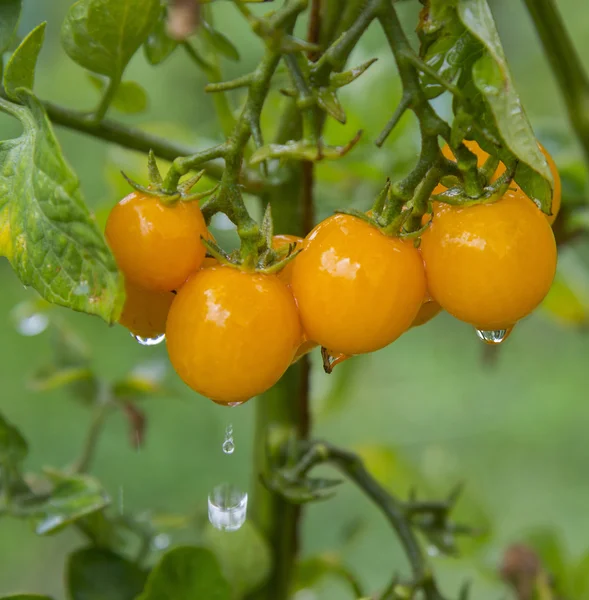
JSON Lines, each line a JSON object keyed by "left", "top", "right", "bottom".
{"left": 105, "top": 142, "right": 560, "bottom": 405}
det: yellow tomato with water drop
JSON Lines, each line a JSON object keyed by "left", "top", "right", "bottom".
{"left": 166, "top": 265, "right": 302, "bottom": 405}
{"left": 420, "top": 189, "right": 557, "bottom": 330}
{"left": 290, "top": 214, "right": 426, "bottom": 356}
{"left": 118, "top": 280, "right": 174, "bottom": 339}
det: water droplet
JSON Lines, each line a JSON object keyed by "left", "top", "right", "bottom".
{"left": 15, "top": 313, "right": 49, "bottom": 336}
{"left": 132, "top": 333, "right": 166, "bottom": 346}
{"left": 427, "top": 545, "right": 440, "bottom": 557}
{"left": 227, "top": 401, "right": 244, "bottom": 407}
{"left": 208, "top": 483, "right": 248, "bottom": 532}
{"left": 73, "top": 281, "right": 90, "bottom": 296}
{"left": 475, "top": 327, "right": 513, "bottom": 345}
{"left": 222, "top": 424, "right": 234, "bottom": 454}
{"left": 151, "top": 533, "right": 171, "bottom": 551}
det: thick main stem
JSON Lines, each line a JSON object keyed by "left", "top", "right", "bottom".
{"left": 523, "top": 0, "right": 589, "bottom": 166}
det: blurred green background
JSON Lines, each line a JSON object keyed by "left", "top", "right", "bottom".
{"left": 1, "top": 0, "right": 589, "bottom": 598}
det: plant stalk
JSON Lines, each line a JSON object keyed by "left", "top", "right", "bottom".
{"left": 523, "top": 0, "right": 589, "bottom": 166}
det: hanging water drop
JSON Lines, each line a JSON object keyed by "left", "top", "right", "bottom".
{"left": 475, "top": 327, "right": 512, "bottom": 345}
{"left": 208, "top": 483, "right": 248, "bottom": 532}
{"left": 132, "top": 333, "right": 166, "bottom": 346}
{"left": 222, "top": 424, "right": 234, "bottom": 455}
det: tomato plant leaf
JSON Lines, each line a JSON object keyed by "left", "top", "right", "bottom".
{"left": 456, "top": 0, "right": 553, "bottom": 211}
{"left": 61, "top": 0, "right": 160, "bottom": 80}
{"left": 67, "top": 547, "right": 147, "bottom": 600}
{"left": 203, "top": 521, "right": 272, "bottom": 597}
{"left": 0, "top": 94, "right": 123, "bottom": 323}
{"left": 137, "top": 547, "right": 231, "bottom": 600}
{"left": 3, "top": 22, "right": 46, "bottom": 100}
{"left": 143, "top": 6, "right": 178, "bottom": 66}
{"left": 32, "top": 473, "right": 110, "bottom": 535}
{"left": 0, "top": 412, "right": 28, "bottom": 466}
{"left": 87, "top": 75, "right": 148, "bottom": 114}
{"left": 0, "top": 0, "right": 22, "bottom": 54}
{"left": 201, "top": 21, "right": 240, "bottom": 62}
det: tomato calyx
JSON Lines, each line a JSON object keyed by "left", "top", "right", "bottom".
{"left": 122, "top": 151, "right": 219, "bottom": 206}
{"left": 431, "top": 160, "right": 518, "bottom": 208}
{"left": 201, "top": 204, "right": 302, "bottom": 275}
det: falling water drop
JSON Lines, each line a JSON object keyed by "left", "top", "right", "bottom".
{"left": 208, "top": 483, "right": 248, "bottom": 532}
{"left": 475, "top": 327, "right": 513, "bottom": 345}
{"left": 222, "top": 424, "right": 234, "bottom": 455}
{"left": 132, "top": 333, "right": 166, "bottom": 346}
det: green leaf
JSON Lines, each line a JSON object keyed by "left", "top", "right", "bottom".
{"left": 293, "top": 555, "right": 363, "bottom": 597}
{"left": 138, "top": 547, "right": 231, "bottom": 600}
{"left": 0, "top": 94, "right": 123, "bottom": 323}
{"left": 203, "top": 521, "right": 272, "bottom": 598}
{"left": 0, "top": 412, "right": 28, "bottom": 466}
{"left": 61, "top": 0, "right": 160, "bottom": 80}
{"left": 3, "top": 22, "right": 46, "bottom": 100}
{"left": 67, "top": 547, "right": 147, "bottom": 600}
{"left": 201, "top": 21, "right": 240, "bottom": 62}
{"left": 87, "top": 76, "right": 148, "bottom": 114}
{"left": 33, "top": 473, "right": 110, "bottom": 535}
{"left": 457, "top": 0, "right": 553, "bottom": 210}
{"left": 144, "top": 7, "right": 178, "bottom": 66}
{"left": 0, "top": 0, "right": 21, "bottom": 54}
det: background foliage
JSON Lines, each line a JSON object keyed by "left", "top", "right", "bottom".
{"left": 1, "top": 0, "right": 589, "bottom": 598}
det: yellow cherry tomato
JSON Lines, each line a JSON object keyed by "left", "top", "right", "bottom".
{"left": 105, "top": 191, "right": 208, "bottom": 292}
{"left": 166, "top": 265, "right": 302, "bottom": 405}
{"left": 118, "top": 280, "right": 174, "bottom": 339}
{"left": 290, "top": 214, "right": 426, "bottom": 355}
{"left": 420, "top": 189, "right": 557, "bottom": 330}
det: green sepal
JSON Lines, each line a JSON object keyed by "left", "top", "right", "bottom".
{"left": 334, "top": 208, "right": 374, "bottom": 225}
{"left": 260, "top": 204, "right": 274, "bottom": 251}
{"left": 317, "top": 88, "right": 346, "bottom": 124}
{"left": 329, "top": 58, "right": 378, "bottom": 88}
{"left": 250, "top": 131, "right": 362, "bottom": 165}
{"left": 260, "top": 248, "right": 302, "bottom": 275}
{"left": 147, "top": 150, "right": 163, "bottom": 186}
{"left": 371, "top": 179, "right": 392, "bottom": 217}
{"left": 200, "top": 237, "right": 238, "bottom": 267}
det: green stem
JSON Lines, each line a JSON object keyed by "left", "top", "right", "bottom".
{"left": 296, "top": 442, "right": 442, "bottom": 598}
{"left": 523, "top": 0, "right": 589, "bottom": 166}
{"left": 74, "top": 399, "right": 113, "bottom": 474}
{"left": 93, "top": 75, "right": 120, "bottom": 123}
{"left": 40, "top": 100, "right": 266, "bottom": 193}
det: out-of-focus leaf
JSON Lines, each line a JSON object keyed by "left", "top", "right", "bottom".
{"left": 0, "top": 412, "right": 28, "bottom": 466}
{"left": 317, "top": 358, "right": 359, "bottom": 420}
{"left": 0, "top": 94, "right": 123, "bottom": 323}
{"left": 541, "top": 250, "right": 589, "bottom": 326}
{"left": 32, "top": 473, "right": 110, "bottom": 535}
{"left": 144, "top": 6, "right": 178, "bottom": 65}
{"left": 61, "top": 0, "right": 160, "bottom": 79}
{"left": 572, "top": 551, "right": 589, "bottom": 596}
{"left": 137, "top": 547, "right": 231, "bottom": 600}
{"left": 3, "top": 22, "right": 45, "bottom": 99}
{"left": 526, "top": 529, "right": 569, "bottom": 588}
{"left": 201, "top": 21, "right": 240, "bottom": 62}
{"left": 203, "top": 521, "right": 271, "bottom": 598}
{"left": 66, "top": 547, "right": 146, "bottom": 600}
{"left": 28, "top": 365, "right": 95, "bottom": 392}
{"left": 456, "top": 0, "right": 553, "bottom": 211}
{"left": 0, "top": 0, "right": 22, "bottom": 54}
{"left": 87, "top": 76, "right": 148, "bottom": 114}
{"left": 292, "top": 555, "right": 364, "bottom": 597}
{"left": 112, "top": 360, "right": 169, "bottom": 399}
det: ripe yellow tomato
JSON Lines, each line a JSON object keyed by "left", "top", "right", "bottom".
{"left": 290, "top": 214, "right": 426, "bottom": 355}
{"left": 118, "top": 280, "right": 174, "bottom": 339}
{"left": 411, "top": 300, "right": 442, "bottom": 328}
{"left": 166, "top": 265, "right": 302, "bottom": 404}
{"left": 420, "top": 189, "right": 557, "bottom": 330}
{"left": 272, "top": 234, "right": 304, "bottom": 285}
{"left": 105, "top": 192, "right": 208, "bottom": 292}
